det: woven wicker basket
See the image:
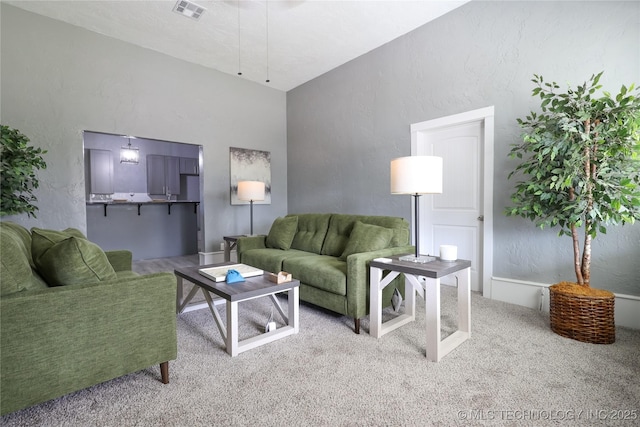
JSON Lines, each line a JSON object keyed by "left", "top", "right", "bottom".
{"left": 549, "top": 282, "right": 615, "bottom": 344}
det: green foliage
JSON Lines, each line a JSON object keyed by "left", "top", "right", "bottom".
{"left": 506, "top": 72, "right": 640, "bottom": 284}
{"left": 0, "top": 125, "right": 47, "bottom": 218}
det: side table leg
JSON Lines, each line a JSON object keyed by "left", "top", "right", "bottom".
{"left": 369, "top": 266, "right": 383, "bottom": 338}
{"left": 224, "top": 241, "right": 231, "bottom": 262}
{"left": 458, "top": 267, "right": 471, "bottom": 335}
{"left": 425, "top": 278, "right": 442, "bottom": 361}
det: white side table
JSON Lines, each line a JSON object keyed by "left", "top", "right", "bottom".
{"left": 369, "top": 257, "right": 471, "bottom": 362}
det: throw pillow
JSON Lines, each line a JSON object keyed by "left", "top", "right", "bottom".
{"left": 340, "top": 221, "right": 393, "bottom": 260}
{"left": 266, "top": 216, "right": 298, "bottom": 250}
{"left": 31, "top": 228, "right": 117, "bottom": 286}
{"left": 31, "top": 228, "right": 74, "bottom": 262}
{"left": 63, "top": 227, "right": 87, "bottom": 239}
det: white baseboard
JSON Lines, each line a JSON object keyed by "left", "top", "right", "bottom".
{"left": 489, "top": 277, "right": 640, "bottom": 330}
{"left": 198, "top": 251, "right": 237, "bottom": 265}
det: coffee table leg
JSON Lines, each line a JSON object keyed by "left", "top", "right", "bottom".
{"left": 289, "top": 287, "right": 299, "bottom": 333}
{"left": 176, "top": 276, "right": 184, "bottom": 313}
{"left": 226, "top": 300, "right": 239, "bottom": 357}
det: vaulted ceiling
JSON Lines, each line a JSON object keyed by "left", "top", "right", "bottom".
{"left": 6, "top": 0, "right": 469, "bottom": 91}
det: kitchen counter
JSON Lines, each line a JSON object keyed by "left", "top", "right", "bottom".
{"left": 86, "top": 200, "right": 200, "bottom": 216}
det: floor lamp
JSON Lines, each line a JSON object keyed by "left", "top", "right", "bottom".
{"left": 391, "top": 156, "right": 443, "bottom": 263}
{"left": 237, "top": 180, "right": 265, "bottom": 236}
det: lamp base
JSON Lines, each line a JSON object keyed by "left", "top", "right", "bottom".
{"left": 399, "top": 254, "right": 436, "bottom": 264}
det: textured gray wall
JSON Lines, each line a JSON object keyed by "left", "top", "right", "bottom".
{"left": 287, "top": 1, "right": 640, "bottom": 295}
{"left": 1, "top": 5, "right": 287, "bottom": 253}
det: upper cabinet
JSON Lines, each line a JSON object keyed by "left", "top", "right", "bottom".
{"left": 147, "top": 155, "right": 180, "bottom": 196}
{"left": 180, "top": 157, "right": 199, "bottom": 175}
{"left": 89, "top": 149, "right": 113, "bottom": 194}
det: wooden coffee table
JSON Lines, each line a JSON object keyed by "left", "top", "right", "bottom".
{"left": 175, "top": 262, "right": 300, "bottom": 357}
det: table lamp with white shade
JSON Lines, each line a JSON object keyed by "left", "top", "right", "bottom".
{"left": 390, "top": 156, "right": 443, "bottom": 263}
{"left": 237, "top": 180, "right": 265, "bottom": 235}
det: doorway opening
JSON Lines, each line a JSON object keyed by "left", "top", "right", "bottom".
{"left": 410, "top": 106, "right": 494, "bottom": 294}
{"left": 83, "top": 131, "right": 204, "bottom": 260}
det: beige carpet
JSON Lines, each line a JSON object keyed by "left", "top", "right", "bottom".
{"left": 2, "top": 257, "right": 639, "bottom": 426}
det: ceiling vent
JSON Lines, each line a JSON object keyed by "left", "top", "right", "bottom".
{"left": 173, "top": 0, "right": 206, "bottom": 20}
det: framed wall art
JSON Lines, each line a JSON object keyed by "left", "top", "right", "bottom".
{"left": 229, "top": 147, "right": 272, "bottom": 205}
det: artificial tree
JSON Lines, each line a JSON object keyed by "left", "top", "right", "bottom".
{"left": 0, "top": 125, "right": 47, "bottom": 218}
{"left": 506, "top": 72, "right": 640, "bottom": 343}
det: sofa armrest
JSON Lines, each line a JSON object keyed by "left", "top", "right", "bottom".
{"left": 105, "top": 250, "right": 133, "bottom": 272}
{"left": 236, "top": 235, "right": 267, "bottom": 262}
{"left": 0, "top": 272, "right": 177, "bottom": 415}
{"left": 345, "top": 245, "right": 414, "bottom": 319}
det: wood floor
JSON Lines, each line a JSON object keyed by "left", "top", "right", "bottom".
{"left": 132, "top": 254, "right": 199, "bottom": 275}
{"left": 133, "top": 254, "right": 205, "bottom": 305}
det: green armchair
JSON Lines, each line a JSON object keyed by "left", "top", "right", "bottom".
{"left": 0, "top": 222, "right": 177, "bottom": 415}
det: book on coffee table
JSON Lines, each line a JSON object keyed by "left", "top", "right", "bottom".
{"left": 198, "top": 264, "right": 264, "bottom": 282}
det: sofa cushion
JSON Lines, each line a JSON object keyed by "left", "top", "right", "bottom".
{"left": 242, "top": 248, "right": 314, "bottom": 275}
{"left": 31, "top": 228, "right": 117, "bottom": 286}
{"left": 322, "top": 215, "right": 410, "bottom": 256}
{"left": 266, "top": 216, "right": 298, "bottom": 250}
{"left": 321, "top": 214, "right": 359, "bottom": 256}
{"left": 340, "top": 221, "right": 394, "bottom": 260}
{"left": 284, "top": 255, "right": 348, "bottom": 296}
{"left": 289, "top": 213, "right": 331, "bottom": 254}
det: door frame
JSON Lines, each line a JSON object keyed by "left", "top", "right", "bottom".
{"left": 410, "top": 106, "right": 494, "bottom": 296}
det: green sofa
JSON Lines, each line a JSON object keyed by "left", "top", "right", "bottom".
{"left": 0, "top": 221, "right": 177, "bottom": 415}
{"left": 237, "top": 213, "right": 413, "bottom": 333}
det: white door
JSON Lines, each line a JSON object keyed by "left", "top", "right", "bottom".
{"left": 411, "top": 107, "right": 494, "bottom": 293}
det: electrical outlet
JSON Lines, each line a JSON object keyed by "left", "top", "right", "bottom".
{"left": 220, "top": 242, "right": 225, "bottom": 251}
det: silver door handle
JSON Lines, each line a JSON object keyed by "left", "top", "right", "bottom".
{"left": 477, "top": 215, "right": 484, "bottom": 221}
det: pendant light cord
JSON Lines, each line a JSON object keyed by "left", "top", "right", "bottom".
{"left": 237, "top": 1, "right": 242, "bottom": 76}
{"left": 265, "top": 1, "right": 270, "bottom": 83}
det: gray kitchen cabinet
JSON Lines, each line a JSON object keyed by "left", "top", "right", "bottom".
{"left": 147, "top": 155, "right": 180, "bottom": 196}
{"left": 180, "top": 157, "right": 199, "bottom": 175}
{"left": 89, "top": 149, "right": 113, "bottom": 194}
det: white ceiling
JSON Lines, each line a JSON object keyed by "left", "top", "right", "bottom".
{"left": 5, "top": 0, "right": 469, "bottom": 91}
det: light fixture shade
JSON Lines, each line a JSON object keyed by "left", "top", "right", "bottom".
{"left": 120, "top": 146, "right": 139, "bottom": 164}
{"left": 390, "top": 156, "right": 443, "bottom": 194}
{"left": 237, "top": 180, "right": 265, "bottom": 201}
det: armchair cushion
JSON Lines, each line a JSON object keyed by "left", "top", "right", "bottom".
{"left": 31, "top": 228, "right": 117, "bottom": 287}
{"left": 340, "top": 221, "right": 393, "bottom": 260}
{"left": 266, "top": 216, "right": 298, "bottom": 250}
{"left": 0, "top": 223, "right": 46, "bottom": 296}
{"left": 0, "top": 232, "right": 34, "bottom": 296}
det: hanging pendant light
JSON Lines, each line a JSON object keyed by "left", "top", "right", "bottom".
{"left": 120, "top": 136, "right": 139, "bottom": 164}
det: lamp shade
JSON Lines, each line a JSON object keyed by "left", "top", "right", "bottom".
{"left": 237, "top": 180, "right": 265, "bottom": 201}
{"left": 390, "top": 156, "right": 443, "bottom": 194}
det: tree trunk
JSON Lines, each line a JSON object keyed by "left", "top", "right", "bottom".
{"left": 571, "top": 223, "right": 584, "bottom": 285}
{"left": 569, "top": 187, "right": 584, "bottom": 285}
{"left": 582, "top": 231, "right": 591, "bottom": 286}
